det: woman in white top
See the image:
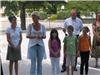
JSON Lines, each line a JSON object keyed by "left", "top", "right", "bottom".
{"left": 6, "top": 15, "right": 22, "bottom": 75}
{"left": 26, "top": 11, "right": 46, "bottom": 75}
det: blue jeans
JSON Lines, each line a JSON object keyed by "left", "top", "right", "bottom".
{"left": 28, "top": 45, "right": 44, "bottom": 75}
{"left": 50, "top": 57, "right": 60, "bottom": 75}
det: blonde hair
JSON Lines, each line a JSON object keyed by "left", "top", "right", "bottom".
{"left": 31, "top": 11, "right": 40, "bottom": 19}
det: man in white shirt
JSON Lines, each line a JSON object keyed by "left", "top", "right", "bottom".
{"left": 61, "top": 7, "right": 83, "bottom": 72}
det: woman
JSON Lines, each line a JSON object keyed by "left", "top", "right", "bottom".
{"left": 6, "top": 15, "right": 22, "bottom": 75}
{"left": 92, "top": 12, "right": 100, "bottom": 67}
{"left": 26, "top": 11, "right": 46, "bottom": 75}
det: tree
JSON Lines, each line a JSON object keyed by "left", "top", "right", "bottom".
{"left": 1, "top": 1, "right": 66, "bottom": 30}
{"left": 1, "top": 1, "right": 45, "bottom": 30}
{"left": 65, "top": 1, "right": 100, "bottom": 15}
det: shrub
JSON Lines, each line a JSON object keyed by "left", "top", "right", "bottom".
{"left": 57, "top": 10, "right": 70, "bottom": 20}
{"left": 39, "top": 11, "right": 47, "bottom": 20}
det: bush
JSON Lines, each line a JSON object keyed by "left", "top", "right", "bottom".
{"left": 48, "top": 14, "right": 57, "bottom": 21}
{"left": 57, "top": 10, "right": 70, "bottom": 20}
{"left": 39, "top": 11, "right": 47, "bottom": 20}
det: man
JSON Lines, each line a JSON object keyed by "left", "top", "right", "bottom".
{"left": 61, "top": 7, "right": 83, "bottom": 72}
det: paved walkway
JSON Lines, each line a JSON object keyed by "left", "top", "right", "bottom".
{"left": 1, "top": 30, "right": 100, "bottom": 75}
{"left": 0, "top": 18, "right": 100, "bottom": 75}
{"left": 2, "top": 59, "right": 100, "bottom": 75}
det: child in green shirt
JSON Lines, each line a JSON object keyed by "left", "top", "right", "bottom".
{"left": 63, "top": 25, "right": 78, "bottom": 75}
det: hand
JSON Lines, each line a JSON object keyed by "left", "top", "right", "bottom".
{"left": 35, "top": 35, "right": 42, "bottom": 40}
{"left": 64, "top": 53, "right": 67, "bottom": 57}
{"left": 62, "top": 28, "right": 66, "bottom": 33}
{"left": 15, "top": 45, "right": 20, "bottom": 50}
{"left": 77, "top": 52, "right": 80, "bottom": 57}
{"left": 96, "top": 35, "right": 100, "bottom": 41}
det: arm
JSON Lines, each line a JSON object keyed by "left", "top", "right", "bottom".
{"left": 64, "top": 43, "right": 67, "bottom": 56}
{"left": 89, "top": 36, "right": 92, "bottom": 50}
{"left": 92, "top": 24, "right": 100, "bottom": 39}
{"left": 48, "top": 39, "right": 55, "bottom": 55}
{"left": 42, "top": 25, "right": 46, "bottom": 39}
{"left": 63, "top": 37, "right": 67, "bottom": 56}
{"left": 80, "top": 20, "right": 83, "bottom": 32}
{"left": 76, "top": 37, "right": 79, "bottom": 57}
{"left": 16, "top": 32, "right": 22, "bottom": 48}
{"left": 6, "top": 33, "right": 15, "bottom": 48}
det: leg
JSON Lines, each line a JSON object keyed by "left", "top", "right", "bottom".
{"left": 15, "top": 61, "right": 18, "bottom": 75}
{"left": 1, "top": 64, "right": 3, "bottom": 75}
{"left": 9, "top": 61, "right": 13, "bottom": 75}
{"left": 30, "top": 59, "right": 36, "bottom": 75}
{"left": 61, "top": 55, "right": 66, "bottom": 72}
{"left": 71, "top": 66, "right": 74, "bottom": 75}
{"left": 95, "top": 58, "right": 98, "bottom": 67}
{"left": 51, "top": 58, "right": 56, "bottom": 75}
{"left": 66, "top": 55, "right": 70, "bottom": 75}
{"left": 55, "top": 58, "right": 60, "bottom": 75}
{"left": 71, "top": 55, "right": 76, "bottom": 75}
{"left": 37, "top": 45, "right": 43, "bottom": 75}
{"left": 74, "top": 56, "right": 77, "bottom": 71}
{"left": 85, "top": 52, "right": 90, "bottom": 75}
{"left": 80, "top": 52, "right": 85, "bottom": 75}
{"left": 66, "top": 66, "right": 69, "bottom": 75}
{"left": 29, "top": 46, "right": 37, "bottom": 75}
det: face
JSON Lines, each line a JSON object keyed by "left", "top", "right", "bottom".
{"left": 96, "top": 13, "right": 100, "bottom": 21}
{"left": 71, "top": 9, "right": 77, "bottom": 19}
{"left": 67, "top": 29, "right": 73, "bottom": 35}
{"left": 32, "top": 15, "right": 38, "bottom": 23}
{"left": 11, "top": 18, "right": 17, "bottom": 27}
{"left": 82, "top": 28, "right": 88, "bottom": 34}
{"left": 52, "top": 32, "right": 57, "bottom": 38}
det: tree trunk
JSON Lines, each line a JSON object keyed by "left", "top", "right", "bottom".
{"left": 20, "top": 3, "right": 26, "bottom": 30}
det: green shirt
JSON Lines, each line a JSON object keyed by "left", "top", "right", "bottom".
{"left": 63, "top": 36, "right": 77, "bottom": 55}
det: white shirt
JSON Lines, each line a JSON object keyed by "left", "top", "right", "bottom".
{"left": 26, "top": 24, "right": 46, "bottom": 48}
{"left": 6, "top": 26, "right": 22, "bottom": 47}
{"left": 64, "top": 17, "right": 83, "bottom": 35}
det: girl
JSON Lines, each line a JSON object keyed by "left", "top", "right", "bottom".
{"left": 48, "top": 28, "right": 61, "bottom": 75}
{"left": 79, "top": 26, "right": 91, "bottom": 75}
{"left": 6, "top": 15, "right": 22, "bottom": 75}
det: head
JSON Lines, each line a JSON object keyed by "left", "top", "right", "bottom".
{"left": 8, "top": 15, "right": 17, "bottom": 28}
{"left": 96, "top": 12, "right": 100, "bottom": 21}
{"left": 71, "top": 7, "right": 77, "bottom": 19}
{"left": 50, "top": 28, "right": 59, "bottom": 39}
{"left": 31, "top": 11, "right": 39, "bottom": 23}
{"left": 82, "top": 26, "right": 90, "bottom": 34}
{"left": 67, "top": 25, "right": 74, "bottom": 35}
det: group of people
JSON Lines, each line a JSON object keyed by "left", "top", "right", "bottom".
{"left": 3, "top": 7, "right": 100, "bottom": 75}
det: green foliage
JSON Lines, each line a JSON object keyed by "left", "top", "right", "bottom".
{"left": 65, "top": 1, "right": 100, "bottom": 13}
{"left": 1, "top": 1, "right": 19, "bottom": 16}
{"left": 39, "top": 11, "right": 47, "bottom": 20}
{"left": 48, "top": 14, "right": 57, "bottom": 21}
{"left": 57, "top": 10, "right": 70, "bottom": 19}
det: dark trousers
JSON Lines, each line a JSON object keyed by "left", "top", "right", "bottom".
{"left": 80, "top": 51, "right": 90, "bottom": 75}
{"left": 62, "top": 55, "right": 66, "bottom": 70}
{"left": 1, "top": 64, "right": 3, "bottom": 75}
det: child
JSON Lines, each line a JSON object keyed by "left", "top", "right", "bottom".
{"left": 79, "top": 26, "right": 91, "bottom": 75}
{"left": 48, "top": 28, "right": 61, "bottom": 75}
{"left": 63, "top": 25, "right": 78, "bottom": 75}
